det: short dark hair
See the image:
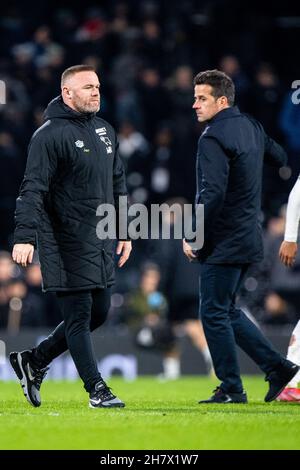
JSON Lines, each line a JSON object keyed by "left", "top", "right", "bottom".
{"left": 193, "top": 69, "right": 235, "bottom": 106}
{"left": 61, "top": 65, "right": 96, "bottom": 86}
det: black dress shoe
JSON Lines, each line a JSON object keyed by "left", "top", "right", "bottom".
{"left": 199, "top": 386, "right": 248, "bottom": 404}
{"left": 265, "top": 360, "right": 299, "bottom": 402}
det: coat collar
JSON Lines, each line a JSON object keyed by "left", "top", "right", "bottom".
{"left": 207, "top": 105, "right": 241, "bottom": 124}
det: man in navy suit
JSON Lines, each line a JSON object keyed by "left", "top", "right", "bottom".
{"left": 183, "top": 69, "right": 299, "bottom": 403}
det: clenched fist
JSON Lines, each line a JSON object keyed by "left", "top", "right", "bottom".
{"left": 12, "top": 243, "right": 34, "bottom": 267}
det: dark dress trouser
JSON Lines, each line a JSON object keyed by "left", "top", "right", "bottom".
{"left": 200, "top": 263, "right": 283, "bottom": 393}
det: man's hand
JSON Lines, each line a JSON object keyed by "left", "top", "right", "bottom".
{"left": 279, "top": 241, "right": 298, "bottom": 267}
{"left": 183, "top": 239, "right": 197, "bottom": 262}
{"left": 12, "top": 243, "right": 34, "bottom": 267}
{"left": 116, "top": 241, "right": 132, "bottom": 267}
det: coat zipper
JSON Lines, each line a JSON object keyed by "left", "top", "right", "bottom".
{"left": 87, "top": 120, "right": 109, "bottom": 288}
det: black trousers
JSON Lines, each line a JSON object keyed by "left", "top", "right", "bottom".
{"left": 200, "top": 263, "right": 284, "bottom": 393}
{"left": 32, "top": 288, "right": 111, "bottom": 393}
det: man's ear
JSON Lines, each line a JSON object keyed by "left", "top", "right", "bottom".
{"left": 62, "top": 86, "right": 72, "bottom": 97}
{"left": 219, "top": 96, "right": 228, "bottom": 106}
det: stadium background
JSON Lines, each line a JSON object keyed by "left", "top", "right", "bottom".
{"left": 1, "top": 0, "right": 300, "bottom": 378}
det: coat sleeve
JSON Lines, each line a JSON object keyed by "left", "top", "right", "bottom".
{"left": 247, "top": 114, "right": 287, "bottom": 167}
{"left": 14, "top": 131, "right": 57, "bottom": 246}
{"left": 196, "top": 135, "right": 229, "bottom": 239}
{"left": 263, "top": 132, "right": 288, "bottom": 167}
{"left": 112, "top": 134, "right": 130, "bottom": 240}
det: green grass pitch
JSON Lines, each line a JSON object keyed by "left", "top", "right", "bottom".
{"left": 1, "top": 376, "right": 300, "bottom": 450}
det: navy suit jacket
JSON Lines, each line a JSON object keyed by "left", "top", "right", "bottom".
{"left": 194, "top": 106, "right": 287, "bottom": 264}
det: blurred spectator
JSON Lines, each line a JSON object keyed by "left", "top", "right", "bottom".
{"left": 0, "top": 251, "right": 15, "bottom": 283}
{"left": 25, "top": 262, "right": 62, "bottom": 327}
{"left": 241, "top": 207, "right": 300, "bottom": 325}
{"left": 167, "top": 65, "right": 195, "bottom": 140}
{"left": 75, "top": 9, "right": 108, "bottom": 43}
{"left": 0, "top": 252, "right": 49, "bottom": 331}
{"left": 118, "top": 121, "right": 150, "bottom": 203}
{"left": 118, "top": 121, "right": 149, "bottom": 161}
{"left": 219, "top": 54, "right": 250, "bottom": 110}
{"left": 31, "top": 66, "right": 60, "bottom": 108}
{"left": 0, "top": 72, "right": 30, "bottom": 111}
{"left": 0, "top": 131, "right": 23, "bottom": 247}
{"left": 53, "top": 8, "right": 78, "bottom": 46}
{"left": 150, "top": 198, "right": 214, "bottom": 376}
{"left": 11, "top": 25, "right": 64, "bottom": 69}
{"left": 264, "top": 293, "right": 293, "bottom": 325}
{"left": 140, "top": 20, "right": 163, "bottom": 69}
{"left": 124, "top": 262, "right": 178, "bottom": 379}
{"left": 247, "top": 64, "right": 289, "bottom": 217}
{"left": 6, "top": 278, "right": 47, "bottom": 332}
{"left": 248, "top": 62, "right": 283, "bottom": 139}
{"left": 136, "top": 67, "right": 170, "bottom": 139}
{"left": 0, "top": 251, "right": 16, "bottom": 328}
{"left": 0, "top": 104, "right": 30, "bottom": 152}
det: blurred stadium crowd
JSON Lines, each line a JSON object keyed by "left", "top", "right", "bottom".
{"left": 1, "top": 0, "right": 300, "bottom": 333}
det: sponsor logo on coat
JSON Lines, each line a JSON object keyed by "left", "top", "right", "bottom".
{"left": 100, "top": 136, "right": 112, "bottom": 146}
{"left": 75, "top": 140, "right": 84, "bottom": 148}
{"left": 95, "top": 127, "right": 107, "bottom": 136}
{"left": 100, "top": 136, "right": 113, "bottom": 155}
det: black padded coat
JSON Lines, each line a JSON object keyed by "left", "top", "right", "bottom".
{"left": 14, "top": 96, "right": 128, "bottom": 292}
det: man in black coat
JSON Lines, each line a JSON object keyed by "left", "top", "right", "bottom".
{"left": 10, "top": 65, "right": 132, "bottom": 408}
{"left": 183, "top": 69, "right": 299, "bottom": 403}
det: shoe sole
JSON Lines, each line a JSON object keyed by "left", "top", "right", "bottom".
{"left": 276, "top": 396, "right": 300, "bottom": 402}
{"left": 9, "top": 352, "right": 40, "bottom": 407}
{"left": 265, "top": 366, "right": 300, "bottom": 403}
{"left": 89, "top": 402, "right": 125, "bottom": 409}
{"left": 198, "top": 400, "right": 248, "bottom": 404}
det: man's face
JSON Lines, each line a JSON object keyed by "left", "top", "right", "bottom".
{"left": 62, "top": 71, "right": 100, "bottom": 113}
{"left": 193, "top": 84, "right": 227, "bottom": 122}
